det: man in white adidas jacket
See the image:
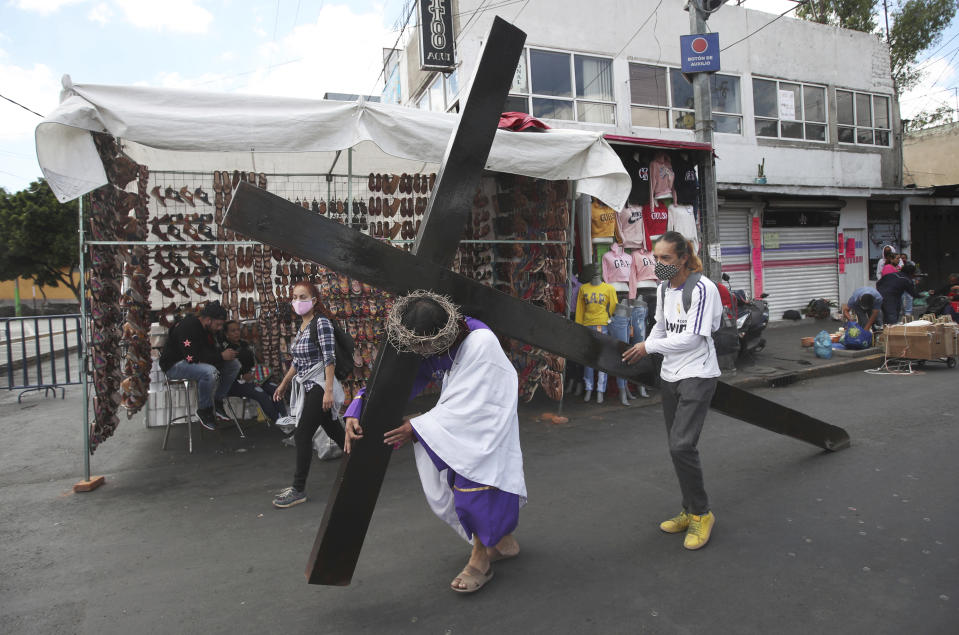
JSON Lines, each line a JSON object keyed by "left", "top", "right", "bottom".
{"left": 622, "top": 230, "right": 722, "bottom": 550}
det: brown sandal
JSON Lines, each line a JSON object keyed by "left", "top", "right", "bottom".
{"left": 450, "top": 565, "right": 493, "bottom": 593}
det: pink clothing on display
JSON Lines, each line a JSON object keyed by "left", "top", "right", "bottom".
{"left": 628, "top": 248, "right": 657, "bottom": 299}
{"left": 616, "top": 204, "right": 647, "bottom": 250}
{"left": 642, "top": 202, "right": 669, "bottom": 249}
{"left": 602, "top": 243, "right": 633, "bottom": 284}
{"left": 648, "top": 152, "right": 677, "bottom": 208}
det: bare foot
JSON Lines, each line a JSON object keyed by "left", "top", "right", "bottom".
{"left": 487, "top": 534, "right": 520, "bottom": 562}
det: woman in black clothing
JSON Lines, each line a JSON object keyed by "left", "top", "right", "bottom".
{"left": 271, "top": 280, "right": 344, "bottom": 509}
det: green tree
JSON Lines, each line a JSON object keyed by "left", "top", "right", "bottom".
{"left": 797, "top": 0, "right": 959, "bottom": 123}
{"left": 0, "top": 179, "right": 81, "bottom": 302}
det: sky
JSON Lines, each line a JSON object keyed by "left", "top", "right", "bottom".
{"left": 0, "top": 0, "right": 956, "bottom": 194}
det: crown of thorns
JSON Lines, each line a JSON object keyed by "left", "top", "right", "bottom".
{"left": 387, "top": 290, "right": 462, "bottom": 355}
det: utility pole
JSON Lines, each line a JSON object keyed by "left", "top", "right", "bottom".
{"left": 688, "top": 0, "right": 722, "bottom": 280}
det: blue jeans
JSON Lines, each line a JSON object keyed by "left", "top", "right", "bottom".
{"left": 903, "top": 293, "right": 913, "bottom": 315}
{"left": 629, "top": 304, "right": 647, "bottom": 344}
{"left": 608, "top": 316, "right": 630, "bottom": 391}
{"left": 584, "top": 325, "right": 609, "bottom": 392}
{"left": 229, "top": 380, "right": 286, "bottom": 422}
{"left": 165, "top": 359, "right": 241, "bottom": 409}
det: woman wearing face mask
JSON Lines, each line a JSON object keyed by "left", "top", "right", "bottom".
{"left": 271, "top": 281, "right": 345, "bottom": 509}
{"left": 622, "top": 231, "right": 722, "bottom": 551}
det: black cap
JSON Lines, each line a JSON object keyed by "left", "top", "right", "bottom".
{"left": 199, "top": 300, "right": 227, "bottom": 320}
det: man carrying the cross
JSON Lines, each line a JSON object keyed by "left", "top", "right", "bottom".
{"left": 344, "top": 290, "right": 525, "bottom": 593}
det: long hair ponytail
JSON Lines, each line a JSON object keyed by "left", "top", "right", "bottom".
{"left": 658, "top": 231, "right": 703, "bottom": 272}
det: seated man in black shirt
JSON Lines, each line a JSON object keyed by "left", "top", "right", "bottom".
{"left": 219, "top": 320, "right": 287, "bottom": 425}
{"left": 159, "top": 301, "right": 241, "bottom": 430}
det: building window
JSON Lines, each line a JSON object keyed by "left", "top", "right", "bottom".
{"left": 507, "top": 48, "right": 615, "bottom": 124}
{"left": 837, "top": 90, "right": 890, "bottom": 146}
{"left": 628, "top": 63, "right": 742, "bottom": 134}
{"left": 753, "top": 78, "right": 827, "bottom": 142}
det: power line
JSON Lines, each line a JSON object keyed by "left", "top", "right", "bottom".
{"left": 368, "top": 0, "right": 419, "bottom": 97}
{"left": 0, "top": 93, "right": 44, "bottom": 118}
{"left": 613, "top": 0, "right": 665, "bottom": 60}
{"left": 721, "top": 1, "right": 807, "bottom": 52}
{"left": 914, "top": 30, "right": 959, "bottom": 70}
{"left": 512, "top": 0, "right": 531, "bottom": 22}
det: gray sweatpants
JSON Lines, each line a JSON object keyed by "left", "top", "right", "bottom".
{"left": 660, "top": 376, "right": 718, "bottom": 516}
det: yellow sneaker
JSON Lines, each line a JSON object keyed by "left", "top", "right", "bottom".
{"left": 659, "top": 510, "right": 691, "bottom": 534}
{"left": 684, "top": 511, "right": 715, "bottom": 550}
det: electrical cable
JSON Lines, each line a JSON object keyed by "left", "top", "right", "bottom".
{"left": 368, "top": 0, "right": 419, "bottom": 97}
{"left": 0, "top": 93, "right": 44, "bottom": 118}
{"left": 721, "top": 1, "right": 807, "bottom": 52}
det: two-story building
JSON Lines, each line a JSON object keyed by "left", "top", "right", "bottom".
{"left": 385, "top": 0, "right": 917, "bottom": 318}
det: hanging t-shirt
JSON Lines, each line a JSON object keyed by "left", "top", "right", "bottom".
{"left": 602, "top": 243, "right": 632, "bottom": 284}
{"left": 642, "top": 202, "right": 669, "bottom": 248}
{"left": 591, "top": 199, "right": 617, "bottom": 238}
{"left": 616, "top": 204, "right": 647, "bottom": 250}
{"left": 672, "top": 154, "right": 699, "bottom": 206}
{"left": 648, "top": 152, "right": 676, "bottom": 207}
{"left": 575, "top": 282, "right": 618, "bottom": 327}
{"left": 644, "top": 276, "right": 722, "bottom": 382}
{"left": 667, "top": 204, "right": 700, "bottom": 254}
{"left": 628, "top": 248, "right": 658, "bottom": 299}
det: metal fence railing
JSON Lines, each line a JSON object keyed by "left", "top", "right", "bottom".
{"left": 1, "top": 314, "right": 85, "bottom": 401}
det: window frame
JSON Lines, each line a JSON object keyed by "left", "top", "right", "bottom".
{"left": 627, "top": 61, "right": 743, "bottom": 135}
{"left": 836, "top": 89, "right": 891, "bottom": 147}
{"left": 751, "top": 76, "right": 829, "bottom": 143}
{"left": 507, "top": 47, "right": 617, "bottom": 125}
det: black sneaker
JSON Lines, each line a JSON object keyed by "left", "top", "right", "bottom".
{"left": 214, "top": 401, "right": 232, "bottom": 422}
{"left": 196, "top": 407, "right": 217, "bottom": 431}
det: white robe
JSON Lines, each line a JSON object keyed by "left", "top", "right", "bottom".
{"left": 410, "top": 329, "right": 527, "bottom": 541}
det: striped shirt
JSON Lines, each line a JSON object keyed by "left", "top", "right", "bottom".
{"left": 290, "top": 316, "right": 336, "bottom": 391}
{"left": 645, "top": 276, "right": 722, "bottom": 381}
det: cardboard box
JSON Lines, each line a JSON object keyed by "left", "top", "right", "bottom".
{"left": 885, "top": 323, "right": 958, "bottom": 360}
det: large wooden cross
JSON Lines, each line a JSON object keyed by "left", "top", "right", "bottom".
{"left": 224, "top": 17, "right": 849, "bottom": 586}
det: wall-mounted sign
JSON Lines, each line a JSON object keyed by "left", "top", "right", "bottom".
{"left": 680, "top": 32, "right": 720, "bottom": 73}
{"left": 419, "top": 0, "right": 455, "bottom": 72}
{"left": 763, "top": 210, "right": 840, "bottom": 227}
{"left": 763, "top": 232, "right": 780, "bottom": 249}
{"left": 778, "top": 90, "right": 796, "bottom": 120}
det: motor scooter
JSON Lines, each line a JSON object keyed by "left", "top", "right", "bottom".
{"left": 721, "top": 273, "right": 770, "bottom": 356}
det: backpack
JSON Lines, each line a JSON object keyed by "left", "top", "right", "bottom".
{"left": 660, "top": 272, "right": 739, "bottom": 356}
{"left": 308, "top": 315, "right": 356, "bottom": 381}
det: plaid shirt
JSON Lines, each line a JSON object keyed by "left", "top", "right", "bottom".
{"left": 290, "top": 316, "right": 336, "bottom": 391}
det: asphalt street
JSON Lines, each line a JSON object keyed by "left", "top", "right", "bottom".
{"left": 1, "top": 362, "right": 957, "bottom": 634}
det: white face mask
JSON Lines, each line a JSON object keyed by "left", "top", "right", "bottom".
{"left": 292, "top": 299, "right": 314, "bottom": 315}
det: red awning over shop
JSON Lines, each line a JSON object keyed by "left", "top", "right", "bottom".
{"left": 603, "top": 134, "right": 713, "bottom": 154}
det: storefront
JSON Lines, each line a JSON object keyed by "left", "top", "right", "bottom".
{"left": 36, "top": 78, "right": 632, "bottom": 455}
{"left": 761, "top": 204, "right": 841, "bottom": 321}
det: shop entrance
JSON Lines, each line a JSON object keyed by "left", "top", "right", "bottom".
{"left": 910, "top": 205, "right": 959, "bottom": 291}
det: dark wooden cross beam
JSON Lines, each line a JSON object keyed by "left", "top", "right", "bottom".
{"left": 225, "top": 17, "right": 849, "bottom": 586}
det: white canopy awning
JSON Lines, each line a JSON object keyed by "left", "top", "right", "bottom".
{"left": 36, "top": 76, "right": 631, "bottom": 208}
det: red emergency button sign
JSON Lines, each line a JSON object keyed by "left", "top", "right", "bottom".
{"left": 691, "top": 37, "right": 709, "bottom": 53}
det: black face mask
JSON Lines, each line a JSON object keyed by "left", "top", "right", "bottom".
{"left": 655, "top": 262, "right": 680, "bottom": 281}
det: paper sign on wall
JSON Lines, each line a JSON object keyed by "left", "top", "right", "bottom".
{"left": 838, "top": 232, "right": 844, "bottom": 254}
{"left": 846, "top": 238, "right": 856, "bottom": 258}
{"left": 764, "top": 232, "right": 780, "bottom": 249}
{"left": 752, "top": 247, "right": 763, "bottom": 295}
{"left": 778, "top": 90, "right": 796, "bottom": 120}
{"left": 751, "top": 216, "right": 761, "bottom": 247}
{"left": 839, "top": 255, "right": 846, "bottom": 274}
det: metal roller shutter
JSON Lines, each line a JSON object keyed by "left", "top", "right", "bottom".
{"left": 718, "top": 207, "right": 751, "bottom": 296}
{"left": 762, "top": 226, "right": 838, "bottom": 320}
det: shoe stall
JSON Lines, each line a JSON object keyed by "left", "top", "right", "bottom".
{"left": 35, "top": 77, "right": 630, "bottom": 480}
